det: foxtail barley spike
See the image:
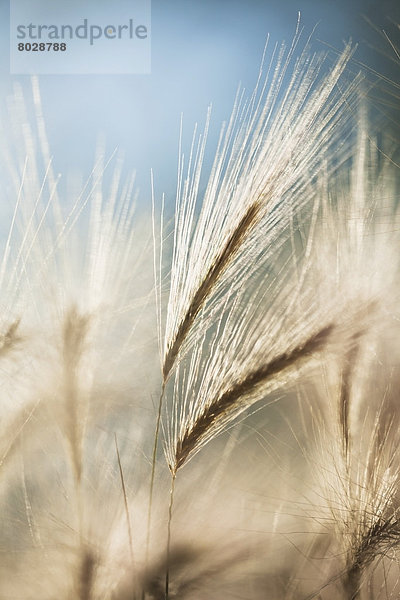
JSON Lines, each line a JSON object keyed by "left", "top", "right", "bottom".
{"left": 163, "top": 200, "right": 262, "bottom": 380}
{"left": 173, "top": 323, "right": 333, "bottom": 472}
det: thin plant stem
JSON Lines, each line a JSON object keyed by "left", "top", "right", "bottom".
{"left": 114, "top": 433, "right": 134, "bottom": 565}
{"left": 145, "top": 384, "right": 166, "bottom": 589}
{"left": 343, "top": 563, "right": 362, "bottom": 600}
{"left": 339, "top": 336, "right": 361, "bottom": 459}
{"left": 165, "top": 472, "right": 176, "bottom": 600}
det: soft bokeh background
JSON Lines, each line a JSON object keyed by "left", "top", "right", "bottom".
{"left": 0, "top": 0, "right": 399, "bottom": 205}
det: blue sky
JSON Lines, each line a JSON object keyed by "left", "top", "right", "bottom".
{"left": 0, "top": 0, "right": 399, "bottom": 207}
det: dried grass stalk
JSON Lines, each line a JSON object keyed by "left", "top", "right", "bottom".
{"left": 338, "top": 335, "right": 362, "bottom": 458}
{"left": 162, "top": 37, "right": 359, "bottom": 380}
{"left": 171, "top": 323, "right": 333, "bottom": 473}
{"left": 163, "top": 200, "right": 262, "bottom": 379}
{"left": 77, "top": 547, "right": 97, "bottom": 600}
{"left": 307, "top": 128, "right": 400, "bottom": 596}
{"left": 0, "top": 319, "right": 22, "bottom": 356}
{"left": 61, "top": 306, "right": 91, "bottom": 485}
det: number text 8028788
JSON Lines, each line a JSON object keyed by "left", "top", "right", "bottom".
{"left": 18, "top": 43, "right": 67, "bottom": 51}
